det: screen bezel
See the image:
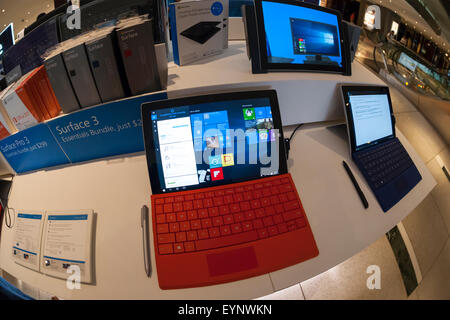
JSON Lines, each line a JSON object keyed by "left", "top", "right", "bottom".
{"left": 341, "top": 85, "right": 396, "bottom": 153}
{"left": 0, "top": 23, "right": 15, "bottom": 55}
{"left": 254, "top": 0, "right": 351, "bottom": 75}
{"left": 141, "top": 90, "right": 288, "bottom": 195}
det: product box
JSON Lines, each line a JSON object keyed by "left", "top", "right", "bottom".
{"left": 169, "top": 0, "right": 228, "bottom": 66}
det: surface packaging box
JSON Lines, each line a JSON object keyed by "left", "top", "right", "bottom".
{"left": 116, "top": 18, "right": 162, "bottom": 96}
{"left": 170, "top": 0, "right": 229, "bottom": 66}
{"left": 44, "top": 52, "right": 81, "bottom": 114}
{"left": 63, "top": 43, "right": 102, "bottom": 108}
{"left": 85, "top": 30, "right": 126, "bottom": 103}
{"left": 1, "top": 87, "right": 39, "bottom": 131}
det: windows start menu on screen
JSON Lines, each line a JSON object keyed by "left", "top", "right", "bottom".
{"left": 151, "top": 99, "right": 276, "bottom": 192}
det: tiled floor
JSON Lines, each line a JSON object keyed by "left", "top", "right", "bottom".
{"left": 258, "top": 67, "right": 450, "bottom": 301}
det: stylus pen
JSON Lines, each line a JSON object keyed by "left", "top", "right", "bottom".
{"left": 141, "top": 205, "right": 152, "bottom": 277}
{"left": 342, "top": 161, "right": 369, "bottom": 209}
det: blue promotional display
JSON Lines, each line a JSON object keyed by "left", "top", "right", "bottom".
{"left": 0, "top": 92, "right": 168, "bottom": 173}
{"left": 46, "top": 92, "right": 167, "bottom": 164}
{"left": 0, "top": 124, "right": 70, "bottom": 173}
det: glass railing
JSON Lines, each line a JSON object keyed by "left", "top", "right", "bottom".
{"left": 372, "top": 39, "right": 449, "bottom": 101}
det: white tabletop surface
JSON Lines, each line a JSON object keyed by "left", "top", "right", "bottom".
{"left": 0, "top": 121, "right": 435, "bottom": 299}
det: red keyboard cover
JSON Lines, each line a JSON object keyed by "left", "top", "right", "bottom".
{"left": 151, "top": 173, "right": 319, "bottom": 289}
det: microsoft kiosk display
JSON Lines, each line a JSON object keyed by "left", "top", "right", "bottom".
{"left": 244, "top": 0, "right": 351, "bottom": 75}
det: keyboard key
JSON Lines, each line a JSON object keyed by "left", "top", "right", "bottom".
{"left": 159, "top": 244, "right": 173, "bottom": 255}
{"left": 279, "top": 194, "right": 288, "bottom": 203}
{"left": 244, "top": 185, "right": 254, "bottom": 191}
{"left": 185, "top": 194, "right": 195, "bottom": 201}
{"left": 165, "top": 197, "right": 174, "bottom": 203}
{"left": 284, "top": 201, "right": 300, "bottom": 211}
{"left": 193, "top": 200, "right": 203, "bottom": 209}
{"left": 198, "top": 229, "right": 209, "bottom": 240}
{"left": 208, "top": 207, "right": 219, "bottom": 217}
{"left": 230, "top": 203, "right": 240, "bottom": 213}
{"left": 262, "top": 189, "right": 271, "bottom": 197}
{"left": 269, "top": 195, "right": 280, "bottom": 204}
{"left": 236, "top": 187, "right": 244, "bottom": 193}
{"left": 244, "top": 210, "right": 255, "bottom": 220}
{"left": 283, "top": 210, "right": 304, "bottom": 222}
{"left": 220, "top": 225, "right": 231, "bottom": 236}
{"left": 273, "top": 214, "right": 283, "bottom": 224}
{"left": 239, "top": 201, "right": 251, "bottom": 211}
{"left": 261, "top": 198, "right": 270, "bottom": 207}
{"left": 225, "top": 189, "right": 234, "bottom": 194}
{"left": 205, "top": 191, "right": 214, "bottom": 198}
{"left": 183, "top": 201, "right": 193, "bottom": 211}
{"left": 187, "top": 210, "right": 198, "bottom": 220}
{"left": 163, "top": 203, "right": 173, "bottom": 213}
{"left": 223, "top": 215, "right": 234, "bottom": 224}
{"left": 245, "top": 192, "right": 255, "bottom": 201}
{"left": 264, "top": 206, "right": 275, "bottom": 216}
{"left": 177, "top": 212, "right": 187, "bottom": 221}
{"left": 174, "top": 243, "right": 184, "bottom": 254}
{"left": 257, "top": 228, "right": 269, "bottom": 239}
{"left": 242, "top": 221, "right": 253, "bottom": 231}
{"left": 280, "top": 184, "right": 293, "bottom": 193}
{"left": 156, "top": 224, "right": 169, "bottom": 234}
{"left": 191, "top": 220, "right": 201, "bottom": 230}
{"left": 155, "top": 205, "right": 164, "bottom": 214}
{"left": 209, "top": 227, "right": 220, "bottom": 238}
{"left": 287, "top": 192, "right": 297, "bottom": 201}
{"left": 296, "top": 218, "right": 306, "bottom": 229}
{"left": 201, "top": 218, "right": 212, "bottom": 229}
{"left": 155, "top": 199, "right": 165, "bottom": 205}
{"left": 263, "top": 216, "right": 274, "bottom": 227}
{"left": 187, "top": 231, "right": 198, "bottom": 241}
{"left": 255, "top": 184, "right": 264, "bottom": 189}
{"left": 184, "top": 241, "right": 195, "bottom": 252}
{"left": 219, "top": 205, "right": 230, "bottom": 215}
{"left": 156, "top": 214, "right": 166, "bottom": 224}
{"left": 158, "top": 233, "right": 175, "bottom": 244}
{"left": 213, "top": 197, "right": 224, "bottom": 206}
{"left": 254, "top": 190, "right": 264, "bottom": 199}
{"left": 176, "top": 232, "right": 187, "bottom": 242}
{"left": 194, "top": 193, "right": 204, "bottom": 200}
{"left": 250, "top": 199, "right": 261, "bottom": 209}
{"left": 196, "top": 231, "right": 258, "bottom": 251}
{"left": 166, "top": 214, "right": 177, "bottom": 223}
{"left": 212, "top": 217, "right": 224, "bottom": 227}
{"left": 233, "top": 193, "right": 244, "bottom": 202}
{"left": 204, "top": 198, "right": 214, "bottom": 208}
{"left": 253, "top": 219, "right": 263, "bottom": 229}
{"left": 224, "top": 195, "right": 234, "bottom": 204}
{"left": 255, "top": 208, "right": 265, "bottom": 218}
{"left": 270, "top": 187, "right": 280, "bottom": 195}
{"left": 169, "top": 222, "right": 179, "bottom": 233}
{"left": 274, "top": 204, "right": 284, "bottom": 214}
{"left": 198, "top": 209, "right": 208, "bottom": 219}
{"left": 233, "top": 213, "right": 244, "bottom": 223}
{"left": 278, "top": 223, "right": 288, "bottom": 233}
{"left": 268, "top": 226, "right": 279, "bottom": 236}
{"left": 217, "top": 190, "right": 225, "bottom": 196}
{"left": 174, "top": 196, "right": 184, "bottom": 202}
{"left": 231, "top": 223, "right": 242, "bottom": 234}
{"left": 180, "top": 221, "right": 190, "bottom": 231}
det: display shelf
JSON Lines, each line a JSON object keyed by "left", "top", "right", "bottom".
{"left": 0, "top": 123, "right": 435, "bottom": 299}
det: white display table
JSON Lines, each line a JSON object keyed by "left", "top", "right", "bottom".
{"left": 0, "top": 41, "right": 435, "bottom": 299}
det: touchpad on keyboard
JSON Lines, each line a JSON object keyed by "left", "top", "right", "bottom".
{"left": 206, "top": 247, "right": 258, "bottom": 276}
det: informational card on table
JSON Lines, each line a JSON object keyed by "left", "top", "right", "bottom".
{"left": 12, "top": 212, "right": 44, "bottom": 271}
{"left": 41, "top": 211, "right": 94, "bottom": 283}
